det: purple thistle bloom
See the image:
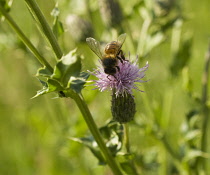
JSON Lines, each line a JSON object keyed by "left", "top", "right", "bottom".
{"left": 89, "top": 56, "right": 149, "bottom": 97}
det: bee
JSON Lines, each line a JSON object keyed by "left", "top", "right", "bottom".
{"left": 86, "top": 33, "right": 126, "bottom": 77}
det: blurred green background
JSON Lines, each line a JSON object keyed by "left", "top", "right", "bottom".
{"left": 0, "top": 0, "right": 210, "bottom": 174}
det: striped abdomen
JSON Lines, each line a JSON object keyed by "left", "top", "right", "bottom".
{"left": 104, "top": 41, "right": 120, "bottom": 56}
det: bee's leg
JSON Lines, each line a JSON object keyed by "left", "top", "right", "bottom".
{"left": 117, "top": 50, "right": 128, "bottom": 62}
{"left": 107, "top": 74, "right": 117, "bottom": 80}
{"left": 117, "top": 50, "right": 124, "bottom": 63}
{"left": 107, "top": 75, "right": 111, "bottom": 81}
{"left": 119, "top": 50, "right": 126, "bottom": 60}
{"left": 112, "top": 74, "right": 117, "bottom": 80}
{"left": 116, "top": 66, "right": 120, "bottom": 72}
{"left": 117, "top": 55, "right": 123, "bottom": 63}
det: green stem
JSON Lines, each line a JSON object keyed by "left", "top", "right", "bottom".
{"left": 200, "top": 40, "right": 210, "bottom": 171}
{"left": 24, "top": 0, "right": 63, "bottom": 60}
{"left": 123, "top": 123, "right": 130, "bottom": 153}
{"left": 0, "top": 5, "right": 53, "bottom": 73}
{"left": 123, "top": 123, "right": 138, "bottom": 175}
{"left": 72, "top": 93, "right": 123, "bottom": 175}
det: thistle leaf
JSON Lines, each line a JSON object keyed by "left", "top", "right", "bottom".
{"left": 69, "top": 121, "right": 124, "bottom": 165}
{"left": 32, "top": 78, "right": 63, "bottom": 98}
{"left": 33, "top": 49, "right": 89, "bottom": 98}
{"left": 69, "top": 72, "right": 90, "bottom": 93}
{"left": 52, "top": 49, "right": 82, "bottom": 88}
{"left": 69, "top": 137, "right": 105, "bottom": 165}
{"left": 116, "top": 153, "right": 137, "bottom": 175}
{"left": 36, "top": 66, "right": 52, "bottom": 77}
{"left": 51, "top": 6, "right": 64, "bottom": 38}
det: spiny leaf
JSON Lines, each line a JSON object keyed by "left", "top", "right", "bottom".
{"left": 116, "top": 153, "right": 137, "bottom": 175}
{"left": 51, "top": 6, "right": 64, "bottom": 38}
{"left": 47, "top": 78, "right": 63, "bottom": 92}
{"left": 52, "top": 49, "right": 82, "bottom": 88}
{"left": 69, "top": 137, "right": 105, "bottom": 165}
{"left": 69, "top": 72, "right": 89, "bottom": 93}
{"left": 53, "top": 17, "right": 64, "bottom": 38}
{"left": 33, "top": 49, "right": 88, "bottom": 98}
{"left": 99, "top": 121, "right": 123, "bottom": 155}
{"left": 69, "top": 121, "right": 124, "bottom": 165}
{"left": 32, "top": 86, "right": 48, "bottom": 99}
{"left": 36, "top": 66, "right": 52, "bottom": 77}
{"left": 51, "top": 5, "right": 60, "bottom": 17}
{"left": 32, "top": 78, "right": 63, "bottom": 98}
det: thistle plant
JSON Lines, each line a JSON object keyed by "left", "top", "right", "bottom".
{"left": 0, "top": 1, "right": 123, "bottom": 174}
{"left": 89, "top": 57, "right": 149, "bottom": 123}
{"left": 0, "top": 0, "right": 210, "bottom": 175}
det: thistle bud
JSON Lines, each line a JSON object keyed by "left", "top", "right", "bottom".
{"left": 111, "top": 92, "right": 136, "bottom": 123}
{"left": 66, "top": 15, "right": 94, "bottom": 42}
{"left": 98, "top": 0, "right": 123, "bottom": 28}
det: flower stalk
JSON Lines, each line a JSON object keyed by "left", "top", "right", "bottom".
{"left": 72, "top": 92, "right": 123, "bottom": 175}
{"left": 24, "top": 0, "right": 63, "bottom": 60}
{"left": 123, "top": 123, "right": 130, "bottom": 153}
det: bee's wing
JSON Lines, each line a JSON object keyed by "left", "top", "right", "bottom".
{"left": 116, "top": 33, "right": 126, "bottom": 51}
{"left": 86, "top": 37, "right": 103, "bottom": 59}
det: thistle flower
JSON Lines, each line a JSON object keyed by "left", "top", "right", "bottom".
{"left": 90, "top": 56, "right": 149, "bottom": 97}
{"left": 89, "top": 56, "right": 149, "bottom": 123}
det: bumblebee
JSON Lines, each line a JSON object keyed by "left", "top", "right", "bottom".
{"left": 86, "top": 33, "right": 126, "bottom": 76}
